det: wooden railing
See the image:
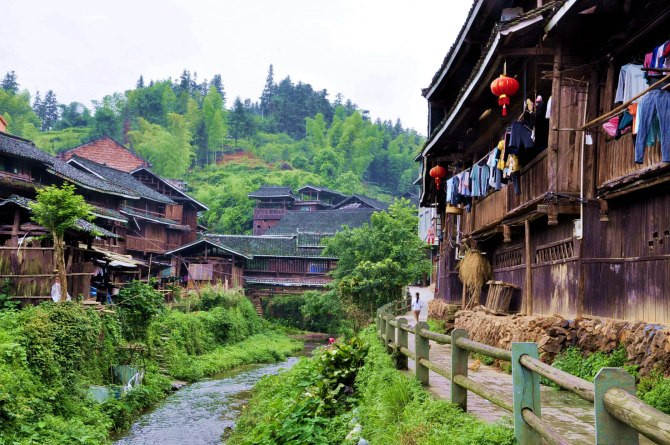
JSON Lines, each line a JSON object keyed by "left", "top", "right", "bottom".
{"left": 376, "top": 301, "right": 670, "bottom": 445}
{"left": 597, "top": 134, "right": 669, "bottom": 188}
{"left": 464, "top": 151, "right": 549, "bottom": 234}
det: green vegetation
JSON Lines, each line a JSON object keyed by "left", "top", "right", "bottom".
{"left": 324, "top": 200, "right": 431, "bottom": 313}
{"left": 638, "top": 371, "right": 670, "bottom": 414}
{"left": 263, "top": 291, "right": 350, "bottom": 334}
{"left": 1, "top": 69, "right": 422, "bottom": 233}
{"left": 229, "top": 329, "right": 515, "bottom": 444}
{"left": 0, "top": 283, "right": 300, "bottom": 444}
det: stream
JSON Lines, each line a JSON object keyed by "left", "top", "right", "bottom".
{"left": 114, "top": 343, "right": 320, "bottom": 445}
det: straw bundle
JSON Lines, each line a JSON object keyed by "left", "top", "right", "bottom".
{"left": 457, "top": 248, "right": 492, "bottom": 309}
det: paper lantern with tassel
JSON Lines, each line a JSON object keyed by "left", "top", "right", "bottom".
{"left": 490, "top": 74, "right": 519, "bottom": 116}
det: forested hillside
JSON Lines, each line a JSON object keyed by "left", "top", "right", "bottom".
{"left": 0, "top": 68, "right": 422, "bottom": 233}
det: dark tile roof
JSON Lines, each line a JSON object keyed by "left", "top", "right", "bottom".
{"left": 0, "top": 195, "right": 118, "bottom": 238}
{"left": 297, "top": 184, "right": 347, "bottom": 199}
{"left": 244, "top": 276, "right": 330, "bottom": 287}
{"left": 248, "top": 185, "right": 294, "bottom": 199}
{"left": 0, "top": 132, "right": 139, "bottom": 199}
{"left": 119, "top": 206, "right": 190, "bottom": 231}
{"left": 423, "top": 1, "right": 563, "bottom": 147}
{"left": 331, "top": 195, "right": 389, "bottom": 211}
{"left": 130, "top": 167, "right": 208, "bottom": 211}
{"left": 68, "top": 156, "right": 175, "bottom": 204}
{"left": 265, "top": 209, "right": 375, "bottom": 235}
{"left": 90, "top": 205, "right": 128, "bottom": 223}
{"left": 205, "top": 234, "right": 331, "bottom": 258}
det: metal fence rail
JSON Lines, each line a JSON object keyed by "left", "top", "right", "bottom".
{"left": 376, "top": 300, "right": 670, "bottom": 445}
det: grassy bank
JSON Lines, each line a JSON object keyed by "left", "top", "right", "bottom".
{"left": 0, "top": 284, "right": 300, "bottom": 444}
{"left": 228, "top": 329, "right": 514, "bottom": 444}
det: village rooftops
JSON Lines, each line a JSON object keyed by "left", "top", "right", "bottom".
{"left": 265, "top": 208, "right": 375, "bottom": 235}
{"left": 59, "top": 136, "right": 150, "bottom": 172}
{"left": 297, "top": 184, "right": 347, "bottom": 201}
{"left": 0, "top": 132, "right": 140, "bottom": 199}
{"left": 167, "top": 234, "right": 334, "bottom": 259}
{"left": 248, "top": 185, "right": 295, "bottom": 200}
{"left": 67, "top": 155, "right": 176, "bottom": 205}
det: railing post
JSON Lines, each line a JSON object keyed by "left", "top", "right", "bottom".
{"left": 385, "top": 314, "right": 395, "bottom": 354}
{"left": 451, "top": 328, "right": 469, "bottom": 411}
{"left": 594, "top": 368, "right": 639, "bottom": 445}
{"left": 396, "top": 317, "right": 408, "bottom": 370}
{"left": 380, "top": 311, "right": 387, "bottom": 345}
{"left": 415, "top": 321, "right": 430, "bottom": 386}
{"left": 512, "top": 342, "right": 542, "bottom": 445}
{"left": 376, "top": 308, "right": 382, "bottom": 340}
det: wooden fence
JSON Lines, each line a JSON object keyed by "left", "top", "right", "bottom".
{"left": 376, "top": 301, "right": 670, "bottom": 445}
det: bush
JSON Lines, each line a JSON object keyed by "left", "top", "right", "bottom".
{"left": 550, "top": 346, "right": 633, "bottom": 383}
{"left": 264, "top": 291, "right": 351, "bottom": 334}
{"left": 638, "top": 370, "right": 670, "bottom": 414}
{"left": 116, "top": 280, "right": 165, "bottom": 340}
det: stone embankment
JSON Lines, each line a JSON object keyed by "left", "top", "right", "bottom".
{"left": 429, "top": 300, "right": 670, "bottom": 375}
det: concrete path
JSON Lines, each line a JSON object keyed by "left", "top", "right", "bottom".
{"left": 400, "top": 287, "right": 652, "bottom": 445}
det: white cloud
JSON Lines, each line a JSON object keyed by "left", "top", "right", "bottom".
{"left": 0, "top": 0, "right": 471, "bottom": 133}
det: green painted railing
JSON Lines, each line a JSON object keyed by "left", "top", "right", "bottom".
{"left": 376, "top": 301, "right": 670, "bottom": 445}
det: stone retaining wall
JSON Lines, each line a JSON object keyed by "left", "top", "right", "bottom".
{"left": 452, "top": 307, "right": 670, "bottom": 375}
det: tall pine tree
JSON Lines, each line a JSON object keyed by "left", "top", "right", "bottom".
{"left": 259, "top": 64, "right": 276, "bottom": 117}
{"left": 1, "top": 71, "right": 19, "bottom": 94}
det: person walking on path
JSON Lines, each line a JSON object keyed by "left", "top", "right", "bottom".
{"left": 412, "top": 292, "right": 423, "bottom": 323}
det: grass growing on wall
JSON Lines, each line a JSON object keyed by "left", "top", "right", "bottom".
{"left": 229, "top": 329, "right": 515, "bottom": 445}
{"left": 0, "top": 284, "right": 301, "bottom": 444}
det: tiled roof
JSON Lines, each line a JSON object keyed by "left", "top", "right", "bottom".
{"left": 248, "top": 185, "right": 294, "bottom": 199}
{"left": 423, "top": 1, "right": 563, "bottom": 149}
{"left": 68, "top": 156, "right": 175, "bottom": 204}
{"left": 297, "top": 184, "right": 347, "bottom": 199}
{"left": 0, "top": 132, "right": 138, "bottom": 198}
{"left": 131, "top": 167, "right": 209, "bottom": 211}
{"left": 205, "top": 234, "right": 331, "bottom": 258}
{"left": 331, "top": 195, "right": 389, "bottom": 211}
{"left": 119, "top": 206, "right": 190, "bottom": 231}
{"left": 59, "top": 136, "right": 149, "bottom": 172}
{"left": 265, "top": 209, "right": 375, "bottom": 235}
{"left": 90, "top": 205, "right": 128, "bottom": 223}
{"left": 0, "top": 195, "right": 118, "bottom": 238}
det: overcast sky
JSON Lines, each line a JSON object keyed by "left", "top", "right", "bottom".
{"left": 1, "top": 1, "right": 472, "bottom": 134}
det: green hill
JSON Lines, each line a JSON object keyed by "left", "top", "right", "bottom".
{"left": 0, "top": 68, "right": 423, "bottom": 233}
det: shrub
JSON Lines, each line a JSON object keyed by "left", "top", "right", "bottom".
{"left": 550, "top": 346, "right": 631, "bottom": 383}
{"left": 264, "top": 291, "right": 352, "bottom": 334}
{"left": 638, "top": 370, "right": 670, "bottom": 414}
{"left": 116, "top": 280, "right": 165, "bottom": 340}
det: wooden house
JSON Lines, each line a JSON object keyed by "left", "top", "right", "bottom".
{"left": 0, "top": 131, "right": 144, "bottom": 302}
{"left": 249, "top": 186, "right": 296, "bottom": 235}
{"left": 418, "top": 0, "right": 670, "bottom": 323}
{"left": 59, "top": 136, "right": 149, "bottom": 172}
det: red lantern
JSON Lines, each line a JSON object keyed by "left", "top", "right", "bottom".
{"left": 429, "top": 165, "right": 447, "bottom": 190}
{"left": 490, "top": 74, "right": 519, "bottom": 116}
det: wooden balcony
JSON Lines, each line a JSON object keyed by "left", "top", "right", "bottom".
{"left": 597, "top": 133, "right": 669, "bottom": 191}
{"left": 253, "top": 208, "right": 287, "bottom": 220}
{"left": 463, "top": 151, "right": 549, "bottom": 235}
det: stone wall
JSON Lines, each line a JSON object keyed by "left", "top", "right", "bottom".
{"left": 453, "top": 307, "right": 670, "bottom": 375}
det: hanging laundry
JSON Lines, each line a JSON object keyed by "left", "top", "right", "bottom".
{"left": 487, "top": 147, "right": 500, "bottom": 189}
{"left": 507, "top": 155, "right": 521, "bottom": 196}
{"left": 602, "top": 115, "right": 620, "bottom": 137}
{"left": 615, "top": 110, "right": 633, "bottom": 139}
{"left": 545, "top": 96, "right": 552, "bottom": 120}
{"left": 629, "top": 103, "right": 639, "bottom": 135}
{"left": 480, "top": 165, "right": 490, "bottom": 195}
{"left": 471, "top": 165, "right": 482, "bottom": 197}
{"left": 615, "top": 64, "right": 646, "bottom": 103}
{"left": 635, "top": 89, "right": 670, "bottom": 164}
{"left": 507, "top": 122, "right": 534, "bottom": 154}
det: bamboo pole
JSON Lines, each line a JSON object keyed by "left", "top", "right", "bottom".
{"left": 579, "top": 73, "right": 670, "bottom": 131}
{"left": 604, "top": 388, "right": 670, "bottom": 445}
{"left": 525, "top": 219, "right": 533, "bottom": 315}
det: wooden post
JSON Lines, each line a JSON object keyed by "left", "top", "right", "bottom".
{"left": 524, "top": 220, "right": 533, "bottom": 316}
{"left": 451, "top": 329, "right": 469, "bottom": 411}
{"left": 396, "top": 318, "right": 409, "bottom": 370}
{"left": 415, "top": 321, "right": 430, "bottom": 386}
{"left": 380, "top": 311, "right": 387, "bottom": 345}
{"left": 512, "top": 343, "right": 542, "bottom": 445}
{"left": 547, "top": 44, "right": 562, "bottom": 197}
{"left": 385, "top": 314, "right": 395, "bottom": 354}
{"left": 503, "top": 224, "right": 512, "bottom": 243}
{"left": 594, "top": 368, "right": 639, "bottom": 445}
{"left": 376, "top": 308, "right": 382, "bottom": 339}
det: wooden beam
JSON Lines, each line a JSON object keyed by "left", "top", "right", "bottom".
{"left": 547, "top": 44, "right": 562, "bottom": 196}
{"left": 536, "top": 204, "right": 580, "bottom": 215}
{"left": 499, "top": 47, "right": 554, "bottom": 57}
{"left": 524, "top": 220, "right": 533, "bottom": 316}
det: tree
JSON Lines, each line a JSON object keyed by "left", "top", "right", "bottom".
{"left": 324, "top": 200, "right": 431, "bottom": 313}
{"left": 136, "top": 75, "right": 145, "bottom": 88}
{"left": 260, "top": 64, "right": 276, "bottom": 117}
{"left": 228, "top": 96, "right": 255, "bottom": 145}
{"left": 1, "top": 71, "right": 19, "bottom": 94}
{"left": 41, "top": 90, "right": 59, "bottom": 130}
{"left": 210, "top": 74, "right": 225, "bottom": 101}
{"left": 29, "top": 184, "right": 92, "bottom": 300}
{"left": 128, "top": 115, "right": 193, "bottom": 177}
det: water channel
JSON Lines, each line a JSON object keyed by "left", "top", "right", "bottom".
{"left": 114, "top": 343, "right": 319, "bottom": 445}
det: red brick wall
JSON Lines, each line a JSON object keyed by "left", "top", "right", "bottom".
{"left": 60, "top": 137, "right": 148, "bottom": 172}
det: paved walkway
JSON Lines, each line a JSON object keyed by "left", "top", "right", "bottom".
{"left": 401, "top": 287, "right": 651, "bottom": 444}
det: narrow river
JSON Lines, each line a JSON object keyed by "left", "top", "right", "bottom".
{"left": 114, "top": 344, "right": 318, "bottom": 445}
